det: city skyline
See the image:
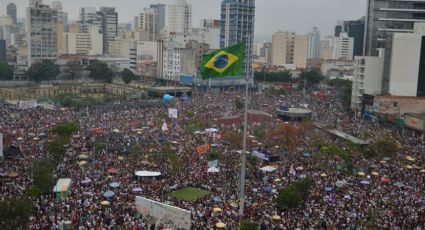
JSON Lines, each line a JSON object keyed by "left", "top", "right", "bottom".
{"left": 1, "top": 0, "right": 367, "bottom": 38}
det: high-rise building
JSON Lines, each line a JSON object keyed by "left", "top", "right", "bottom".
{"left": 6, "top": 3, "right": 17, "bottom": 25}
{"left": 99, "top": 7, "right": 118, "bottom": 54}
{"left": 200, "top": 19, "right": 221, "bottom": 29}
{"left": 0, "top": 39, "right": 6, "bottom": 60}
{"left": 271, "top": 31, "right": 308, "bottom": 68}
{"left": 334, "top": 18, "right": 365, "bottom": 57}
{"left": 63, "top": 25, "right": 103, "bottom": 55}
{"left": 220, "top": 0, "right": 255, "bottom": 78}
{"left": 307, "top": 27, "right": 320, "bottom": 59}
{"left": 150, "top": 4, "right": 166, "bottom": 35}
{"left": 26, "top": 0, "right": 58, "bottom": 65}
{"left": 365, "top": 0, "right": 425, "bottom": 56}
{"left": 139, "top": 8, "right": 158, "bottom": 41}
{"left": 168, "top": 0, "right": 192, "bottom": 35}
{"left": 79, "top": 7, "right": 102, "bottom": 33}
{"left": 333, "top": 33, "right": 354, "bottom": 60}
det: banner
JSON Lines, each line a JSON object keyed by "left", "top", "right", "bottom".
{"left": 17, "top": 100, "right": 37, "bottom": 109}
{"left": 196, "top": 144, "right": 210, "bottom": 154}
{"left": 208, "top": 159, "right": 218, "bottom": 168}
{"left": 168, "top": 108, "right": 178, "bottom": 119}
{"left": 135, "top": 196, "right": 191, "bottom": 229}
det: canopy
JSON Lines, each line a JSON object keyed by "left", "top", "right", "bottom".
{"left": 78, "top": 154, "right": 89, "bottom": 159}
{"left": 100, "top": 200, "right": 110, "bottom": 206}
{"left": 260, "top": 166, "right": 277, "bottom": 172}
{"left": 263, "top": 186, "right": 273, "bottom": 193}
{"left": 406, "top": 156, "right": 415, "bottom": 161}
{"left": 272, "top": 215, "right": 281, "bottom": 220}
{"left": 208, "top": 167, "right": 220, "bottom": 173}
{"left": 135, "top": 170, "right": 161, "bottom": 177}
{"left": 216, "top": 222, "right": 226, "bottom": 228}
{"left": 371, "top": 171, "right": 379, "bottom": 176}
{"left": 79, "top": 161, "right": 88, "bottom": 166}
{"left": 109, "top": 182, "right": 120, "bottom": 188}
{"left": 357, "top": 172, "right": 366, "bottom": 176}
{"left": 325, "top": 187, "right": 332, "bottom": 192}
{"left": 132, "top": 187, "right": 143, "bottom": 192}
{"left": 53, "top": 178, "right": 71, "bottom": 193}
{"left": 320, "top": 173, "right": 327, "bottom": 177}
{"left": 205, "top": 128, "right": 219, "bottom": 133}
{"left": 103, "top": 191, "right": 115, "bottom": 198}
{"left": 213, "top": 207, "right": 222, "bottom": 213}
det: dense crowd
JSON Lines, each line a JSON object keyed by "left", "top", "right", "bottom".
{"left": 0, "top": 87, "right": 424, "bottom": 229}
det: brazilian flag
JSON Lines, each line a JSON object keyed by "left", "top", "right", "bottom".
{"left": 200, "top": 43, "right": 245, "bottom": 79}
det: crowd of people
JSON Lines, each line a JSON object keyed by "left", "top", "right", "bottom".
{"left": 0, "top": 87, "right": 424, "bottom": 229}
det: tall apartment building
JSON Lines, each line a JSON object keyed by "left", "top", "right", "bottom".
{"left": 80, "top": 7, "right": 102, "bottom": 33}
{"left": 150, "top": 4, "right": 166, "bottom": 37}
{"left": 320, "top": 35, "right": 334, "bottom": 60}
{"left": 307, "top": 27, "right": 321, "bottom": 59}
{"left": 99, "top": 7, "right": 118, "bottom": 54}
{"left": 63, "top": 25, "right": 103, "bottom": 55}
{"left": 139, "top": 8, "right": 158, "bottom": 41}
{"left": 162, "top": 46, "right": 196, "bottom": 81}
{"left": 220, "top": 0, "right": 255, "bottom": 80}
{"left": 333, "top": 33, "right": 354, "bottom": 60}
{"left": 365, "top": 0, "right": 425, "bottom": 56}
{"left": 26, "top": 0, "right": 58, "bottom": 65}
{"left": 335, "top": 18, "right": 365, "bottom": 57}
{"left": 6, "top": 3, "right": 17, "bottom": 25}
{"left": 168, "top": 0, "right": 192, "bottom": 35}
{"left": 271, "top": 31, "right": 308, "bottom": 68}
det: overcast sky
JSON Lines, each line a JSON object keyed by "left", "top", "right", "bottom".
{"left": 1, "top": 0, "right": 367, "bottom": 39}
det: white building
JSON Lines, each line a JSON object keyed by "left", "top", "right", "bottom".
{"left": 26, "top": 0, "right": 58, "bottom": 65}
{"left": 190, "top": 27, "right": 220, "bottom": 50}
{"left": 307, "top": 26, "right": 320, "bottom": 59}
{"left": 332, "top": 32, "right": 354, "bottom": 60}
{"left": 168, "top": 0, "right": 192, "bottom": 35}
{"left": 163, "top": 45, "right": 195, "bottom": 81}
{"left": 63, "top": 25, "right": 103, "bottom": 55}
{"left": 138, "top": 8, "right": 158, "bottom": 41}
{"left": 271, "top": 31, "right": 308, "bottom": 69}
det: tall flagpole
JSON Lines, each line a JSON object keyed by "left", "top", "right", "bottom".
{"left": 239, "top": 35, "right": 251, "bottom": 216}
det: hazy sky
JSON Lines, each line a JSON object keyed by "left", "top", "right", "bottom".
{"left": 0, "top": 0, "right": 367, "bottom": 39}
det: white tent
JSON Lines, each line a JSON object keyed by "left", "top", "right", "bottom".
{"left": 205, "top": 128, "right": 219, "bottom": 133}
{"left": 135, "top": 171, "right": 161, "bottom": 177}
{"left": 161, "top": 122, "right": 168, "bottom": 131}
{"left": 207, "top": 167, "right": 220, "bottom": 173}
{"left": 260, "top": 166, "right": 277, "bottom": 172}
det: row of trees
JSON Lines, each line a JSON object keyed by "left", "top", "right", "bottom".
{"left": 254, "top": 69, "right": 325, "bottom": 86}
{"left": 0, "top": 60, "right": 13, "bottom": 80}
{"left": 24, "top": 60, "right": 138, "bottom": 84}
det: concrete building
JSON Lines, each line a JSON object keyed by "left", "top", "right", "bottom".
{"left": 190, "top": 27, "right": 220, "bottom": 49}
{"left": 6, "top": 3, "right": 17, "bottom": 25}
{"left": 320, "top": 35, "right": 334, "bottom": 60}
{"left": 108, "top": 39, "right": 131, "bottom": 59}
{"left": 365, "top": 0, "right": 425, "bottom": 56}
{"left": 63, "top": 25, "right": 103, "bottom": 55}
{"left": 138, "top": 8, "right": 158, "bottom": 41}
{"left": 79, "top": 7, "right": 102, "bottom": 33}
{"left": 219, "top": 0, "right": 255, "bottom": 85}
{"left": 0, "top": 39, "right": 6, "bottom": 60}
{"left": 150, "top": 4, "right": 166, "bottom": 38}
{"left": 0, "top": 16, "right": 13, "bottom": 46}
{"left": 200, "top": 19, "right": 221, "bottom": 29}
{"left": 333, "top": 33, "right": 354, "bottom": 60}
{"left": 307, "top": 27, "right": 320, "bottom": 59}
{"left": 162, "top": 45, "right": 196, "bottom": 81}
{"left": 335, "top": 18, "right": 365, "bottom": 57}
{"left": 168, "top": 0, "right": 192, "bottom": 35}
{"left": 26, "top": 0, "right": 58, "bottom": 65}
{"left": 136, "top": 41, "right": 163, "bottom": 77}
{"left": 99, "top": 7, "right": 118, "bottom": 55}
{"left": 186, "top": 40, "right": 210, "bottom": 69}
{"left": 271, "top": 31, "right": 308, "bottom": 68}
{"left": 321, "top": 59, "right": 354, "bottom": 78}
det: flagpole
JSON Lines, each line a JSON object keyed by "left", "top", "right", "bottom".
{"left": 239, "top": 35, "right": 251, "bottom": 216}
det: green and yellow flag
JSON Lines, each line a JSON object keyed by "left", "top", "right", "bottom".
{"left": 200, "top": 43, "right": 244, "bottom": 79}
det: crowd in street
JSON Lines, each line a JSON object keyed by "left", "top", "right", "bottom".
{"left": 0, "top": 87, "right": 424, "bottom": 229}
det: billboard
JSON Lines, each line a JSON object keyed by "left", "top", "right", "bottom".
{"left": 168, "top": 108, "right": 178, "bottom": 119}
{"left": 17, "top": 100, "right": 37, "bottom": 109}
{"left": 135, "top": 196, "right": 191, "bottom": 230}
{"left": 179, "top": 74, "right": 193, "bottom": 85}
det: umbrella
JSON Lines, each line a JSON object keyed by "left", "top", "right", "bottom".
{"left": 381, "top": 177, "right": 391, "bottom": 183}
{"left": 263, "top": 186, "right": 273, "bottom": 193}
{"left": 358, "top": 172, "right": 366, "bottom": 176}
{"left": 371, "top": 171, "right": 379, "bottom": 176}
{"left": 406, "top": 156, "right": 415, "bottom": 161}
{"left": 260, "top": 166, "right": 277, "bottom": 172}
{"left": 72, "top": 135, "right": 80, "bottom": 139}
{"left": 216, "top": 222, "right": 226, "bottom": 229}
{"left": 113, "top": 129, "right": 120, "bottom": 133}
{"left": 274, "top": 178, "right": 281, "bottom": 182}
{"left": 303, "top": 152, "right": 312, "bottom": 157}
{"left": 32, "top": 137, "right": 40, "bottom": 141}
{"left": 213, "top": 207, "right": 222, "bottom": 212}
{"left": 406, "top": 165, "right": 413, "bottom": 170}
{"left": 208, "top": 167, "right": 220, "bottom": 173}
{"left": 380, "top": 160, "right": 387, "bottom": 164}
{"left": 272, "top": 215, "right": 281, "bottom": 220}
{"left": 158, "top": 137, "right": 168, "bottom": 142}
{"left": 213, "top": 196, "right": 222, "bottom": 203}
{"left": 383, "top": 157, "right": 390, "bottom": 161}
{"left": 229, "top": 202, "right": 238, "bottom": 208}
{"left": 107, "top": 168, "right": 118, "bottom": 174}
{"left": 325, "top": 187, "right": 333, "bottom": 192}
{"left": 79, "top": 161, "right": 88, "bottom": 166}
{"left": 344, "top": 195, "right": 352, "bottom": 200}
{"left": 100, "top": 200, "right": 110, "bottom": 206}
{"left": 296, "top": 166, "right": 304, "bottom": 171}
{"left": 171, "top": 141, "right": 179, "bottom": 144}
{"left": 137, "top": 131, "right": 143, "bottom": 135}
{"left": 16, "top": 137, "right": 23, "bottom": 141}
{"left": 118, "top": 156, "right": 124, "bottom": 161}
{"left": 78, "top": 154, "right": 89, "bottom": 159}
{"left": 132, "top": 187, "right": 143, "bottom": 192}
{"left": 360, "top": 180, "right": 371, "bottom": 185}
{"left": 7, "top": 172, "right": 19, "bottom": 178}
{"left": 109, "top": 182, "right": 120, "bottom": 188}
{"left": 393, "top": 182, "right": 406, "bottom": 188}
{"left": 135, "top": 171, "right": 161, "bottom": 177}
{"left": 420, "top": 169, "right": 425, "bottom": 173}
{"left": 320, "top": 173, "right": 327, "bottom": 177}
{"left": 103, "top": 191, "right": 115, "bottom": 198}
{"left": 335, "top": 180, "right": 345, "bottom": 188}
{"left": 38, "top": 133, "right": 46, "bottom": 137}
{"left": 81, "top": 178, "right": 92, "bottom": 184}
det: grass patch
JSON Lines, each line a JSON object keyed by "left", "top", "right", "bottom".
{"left": 168, "top": 187, "right": 211, "bottom": 202}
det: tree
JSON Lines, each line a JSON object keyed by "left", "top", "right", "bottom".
{"left": 327, "top": 78, "right": 353, "bottom": 109}
{"left": 254, "top": 70, "right": 292, "bottom": 82}
{"left": 31, "top": 159, "right": 54, "bottom": 194}
{"left": 266, "top": 124, "right": 302, "bottom": 153}
{"left": 0, "top": 198, "right": 34, "bottom": 229}
{"left": 122, "top": 68, "right": 138, "bottom": 84}
{"left": 86, "top": 60, "right": 114, "bottom": 83}
{"left": 52, "top": 122, "right": 80, "bottom": 136}
{"left": 370, "top": 137, "right": 398, "bottom": 157}
{"left": 240, "top": 220, "right": 258, "bottom": 230}
{"left": 26, "top": 60, "right": 60, "bottom": 82}
{"left": 129, "top": 142, "right": 142, "bottom": 159}
{"left": 300, "top": 69, "right": 325, "bottom": 86}
{"left": 276, "top": 178, "right": 312, "bottom": 210}
{"left": 234, "top": 98, "right": 243, "bottom": 110}
{"left": 0, "top": 60, "right": 13, "bottom": 80}
{"left": 62, "top": 61, "right": 84, "bottom": 80}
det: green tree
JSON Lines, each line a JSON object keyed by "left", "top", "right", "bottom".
{"left": 62, "top": 61, "right": 84, "bottom": 80}
{"left": 129, "top": 142, "right": 142, "bottom": 159}
{"left": 327, "top": 78, "right": 353, "bottom": 109}
{"left": 300, "top": 69, "right": 325, "bottom": 86}
{"left": 0, "top": 60, "right": 13, "bottom": 80}
{"left": 26, "top": 60, "right": 60, "bottom": 82}
{"left": 31, "top": 159, "right": 54, "bottom": 194}
{"left": 52, "top": 122, "right": 80, "bottom": 136}
{"left": 371, "top": 138, "right": 398, "bottom": 157}
{"left": 0, "top": 198, "right": 34, "bottom": 229}
{"left": 254, "top": 70, "right": 292, "bottom": 82}
{"left": 86, "top": 60, "right": 114, "bottom": 83}
{"left": 122, "top": 68, "right": 138, "bottom": 84}
{"left": 277, "top": 186, "right": 302, "bottom": 209}
{"left": 239, "top": 220, "right": 258, "bottom": 230}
